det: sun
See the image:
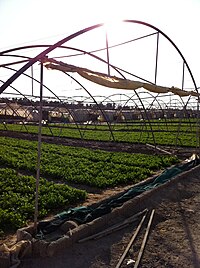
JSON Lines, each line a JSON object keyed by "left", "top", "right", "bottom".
{"left": 103, "top": 19, "right": 124, "bottom": 33}
{"left": 101, "top": 19, "right": 127, "bottom": 49}
{"left": 95, "top": 3, "right": 125, "bottom": 35}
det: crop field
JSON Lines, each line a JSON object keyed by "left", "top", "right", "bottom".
{"left": 0, "top": 134, "right": 179, "bottom": 235}
{"left": 0, "top": 118, "right": 199, "bottom": 146}
{"left": 0, "top": 168, "right": 86, "bottom": 235}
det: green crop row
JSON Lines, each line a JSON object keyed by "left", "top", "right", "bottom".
{"left": 0, "top": 167, "right": 86, "bottom": 235}
{"left": 0, "top": 135, "right": 179, "bottom": 235}
{"left": 0, "top": 121, "right": 199, "bottom": 146}
{"left": 0, "top": 136, "right": 179, "bottom": 189}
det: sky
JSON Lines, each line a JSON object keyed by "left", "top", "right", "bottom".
{"left": 0, "top": 0, "right": 199, "bottom": 106}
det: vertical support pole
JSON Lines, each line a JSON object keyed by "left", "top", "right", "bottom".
{"left": 106, "top": 31, "right": 110, "bottom": 76}
{"left": 175, "top": 61, "right": 185, "bottom": 148}
{"left": 182, "top": 61, "right": 185, "bottom": 89}
{"left": 34, "top": 61, "right": 43, "bottom": 231}
{"left": 197, "top": 97, "right": 200, "bottom": 152}
{"left": 148, "top": 32, "right": 160, "bottom": 118}
{"left": 31, "top": 65, "right": 34, "bottom": 96}
{"left": 154, "top": 32, "right": 159, "bottom": 85}
{"left": 148, "top": 32, "right": 160, "bottom": 149}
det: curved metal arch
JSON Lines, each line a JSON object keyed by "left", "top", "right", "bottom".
{"left": 100, "top": 93, "right": 131, "bottom": 104}
{"left": 134, "top": 98, "right": 156, "bottom": 144}
{"left": 167, "top": 96, "right": 195, "bottom": 147}
{"left": 2, "top": 66, "right": 84, "bottom": 139}
{"left": 137, "top": 79, "right": 196, "bottom": 147}
{"left": 103, "top": 91, "right": 157, "bottom": 145}
{"left": 0, "top": 20, "right": 199, "bottom": 149}
{"left": 150, "top": 93, "right": 195, "bottom": 142}
{"left": 0, "top": 44, "right": 126, "bottom": 79}
{"left": 0, "top": 54, "right": 31, "bottom": 60}
{"left": 100, "top": 93, "right": 135, "bottom": 130}
{"left": 172, "top": 93, "right": 195, "bottom": 135}
{"left": 154, "top": 98, "right": 172, "bottom": 128}
{"left": 99, "top": 93, "right": 132, "bottom": 130}
{"left": 99, "top": 91, "right": 168, "bottom": 142}
{"left": 63, "top": 72, "right": 115, "bottom": 141}
{"left": 0, "top": 79, "right": 33, "bottom": 133}
{"left": 121, "top": 91, "right": 169, "bottom": 131}
{"left": 0, "top": 23, "right": 104, "bottom": 93}
{"left": 98, "top": 92, "right": 143, "bottom": 115}
{"left": 127, "top": 88, "right": 156, "bottom": 147}
{"left": 141, "top": 92, "right": 170, "bottom": 129}
{"left": 114, "top": 95, "right": 145, "bottom": 137}
{"left": 70, "top": 95, "right": 94, "bottom": 103}
{"left": 122, "top": 20, "right": 198, "bottom": 93}
{"left": 96, "top": 94, "right": 125, "bottom": 131}
{"left": 99, "top": 92, "right": 148, "bottom": 143}
{"left": 0, "top": 20, "right": 198, "bottom": 95}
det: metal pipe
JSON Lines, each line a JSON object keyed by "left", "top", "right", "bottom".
{"left": 182, "top": 61, "right": 185, "bottom": 90}
{"left": 154, "top": 32, "right": 159, "bottom": 85}
{"left": 34, "top": 61, "right": 43, "bottom": 232}
{"left": 105, "top": 31, "right": 110, "bottom": 76}
{"left": 0, "top": 23, "right": 104, "bottom": 94}
{"left": 31, "top": 65, "right": 34, "bottom": 96}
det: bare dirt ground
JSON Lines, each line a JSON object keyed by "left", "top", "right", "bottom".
{"left": 1, "top": 130, "right": 200, "bottom": 267}
{"left": 0, "top": 129, "right": 197, "bottom": 158}
{"left": 19, "top": 165, "right": 200, "bottom": 268}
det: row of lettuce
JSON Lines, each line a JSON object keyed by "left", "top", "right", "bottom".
{"left": 0, "top": 168, "right": 86, "bottom": 235}
{"left": 0, "top": 136, "right": 179, "bottom": 235}
{"left": 0, "top": 121, "right": 199, "bottom": 146}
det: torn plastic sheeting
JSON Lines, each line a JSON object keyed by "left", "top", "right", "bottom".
{"left": 36, "top": 155, "right": 199, "bottom": 237}
{"left": 44, "top": 58, "right": 199, "bottom": 97}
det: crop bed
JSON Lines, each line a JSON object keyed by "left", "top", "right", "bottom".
{"left": 0, "top": 119, "right": 198, "bottom": 147}
{"left": 0, "top": 134, "right": 179, "bottom": 236}
{"left": 0, "top": 168, "right": 86, "bottom": 235}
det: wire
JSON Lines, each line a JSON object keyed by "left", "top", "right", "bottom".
{"left": 54, "top": 32, "right": 157, "bottom": 59}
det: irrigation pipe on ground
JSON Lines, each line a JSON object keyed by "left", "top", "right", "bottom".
{"left": 115, "top": 210, "right": 149, "bottom": 268}
{"left": 78, "top": 209, "right": 148, "bottom": 243}
{"left": 134, "top": 209, "right": 155, "bottom": 268}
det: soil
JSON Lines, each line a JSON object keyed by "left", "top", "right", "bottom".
{"left": 0, "top": 130, "right": 197, "bottom": 159}
{"left": 19, "top": 167, "right": 200, "bottom": 268}
{"left": 1, "top": 130, "right": 200, "bottom": 267}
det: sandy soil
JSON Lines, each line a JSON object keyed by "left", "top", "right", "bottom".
{"left": 19, "top": 166, "right": 200, "bottom": 268}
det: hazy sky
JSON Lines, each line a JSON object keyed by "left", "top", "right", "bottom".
{"left": 0, "top": 0, "right": 199, "bottom": 101}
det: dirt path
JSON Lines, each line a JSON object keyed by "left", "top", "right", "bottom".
{"left": 0, "top": 129, "right": 196, "bottom": 159}
{"left": 20, "top": 166, "right": 200, "bottom": 268}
